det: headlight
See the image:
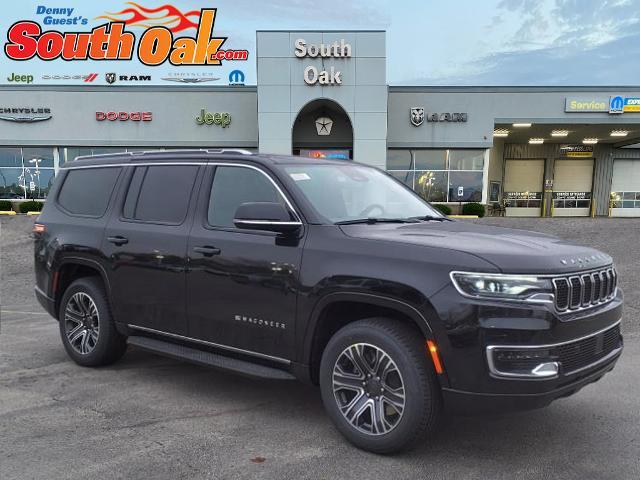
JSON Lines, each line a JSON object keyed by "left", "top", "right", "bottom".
{"left": 450, "top": 272, "right": 553, "bottom": 301}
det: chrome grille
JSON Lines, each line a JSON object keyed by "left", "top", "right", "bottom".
{"left": 553, "top": 267, "right": 617, "bottom": 313}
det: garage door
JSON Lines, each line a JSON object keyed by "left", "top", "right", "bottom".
{"left": 611, "top": 159, "right": 640, "bottom": 217}
{"left": 553, "top": 159, "right": 594, "bottom": 217}
{"left": 503, "top": 159, "right": 544, "bottom": 217}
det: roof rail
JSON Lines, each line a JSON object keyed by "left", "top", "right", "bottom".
{"left": 205, "top": 148, "right": 253, "bottom": 155}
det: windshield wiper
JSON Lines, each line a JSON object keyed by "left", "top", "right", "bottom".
{"left": 408, "top": 215, "right": 452, "bottom": 222}
{"left": 335, "top": 218, "right": 420, "bottom": 225}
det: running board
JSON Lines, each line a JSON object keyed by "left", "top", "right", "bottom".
{"left": 127, "top": 335, "right": 296, "bottom": 380}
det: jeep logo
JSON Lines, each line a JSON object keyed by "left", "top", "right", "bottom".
{"left": 195, "top": 109, "right": 231, "bottom": 127}
{"left": 7, "top": 73, "right": 34, "bottom": 83}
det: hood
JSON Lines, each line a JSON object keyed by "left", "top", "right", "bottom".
{"left": 339, "top": 220, "right": 613, "bottom": 274}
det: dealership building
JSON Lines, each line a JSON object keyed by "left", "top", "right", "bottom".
{"left": 2, "top": 30, "right": 640, "bottom": 217}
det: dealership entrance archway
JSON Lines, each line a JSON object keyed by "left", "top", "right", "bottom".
{"left": 292, "top": 99, "right": 353, "bottom": 160}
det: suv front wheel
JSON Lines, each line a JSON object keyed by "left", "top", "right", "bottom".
{"left": 59, "top": 277, "right": 127, "bottom": 367}
{"left": 319, "top": 318, "right": 442, "bottom": 453}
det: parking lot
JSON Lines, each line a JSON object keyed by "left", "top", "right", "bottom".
{"left": 1, "top": 215, "right": 639, "bottom": 480}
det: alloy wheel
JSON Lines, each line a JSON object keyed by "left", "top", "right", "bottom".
{"left": 332, "top": 343, "right": 406, "bottom": 436}
{"left": 64, "top": 292, "right": 100, "bottom": 355}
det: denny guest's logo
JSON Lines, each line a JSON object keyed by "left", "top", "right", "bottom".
{"left": 4, "top": 7, "right": 249, "bottom": 66}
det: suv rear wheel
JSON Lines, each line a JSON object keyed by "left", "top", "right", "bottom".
{"left": 319, "top": 318, "right": 442, "bottom": 453}
{"left": 59, "top": 277, "right": 127, "bottom": 367}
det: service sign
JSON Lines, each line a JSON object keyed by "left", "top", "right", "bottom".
{"left": 1, "top": 1, "right": 252, "bottom": 85}
{"left": 560, "top": 145, "right": 594, "bottom": 157}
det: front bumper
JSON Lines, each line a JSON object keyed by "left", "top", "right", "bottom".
{"left": 428, "top": 282, "right": 624, "bottom": 412}
{"left": 442, "top": 346, "right": 621, "bottom": 414}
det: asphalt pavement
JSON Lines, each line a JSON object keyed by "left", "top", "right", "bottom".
{"left": 1, "top": 215, "right": 639, "bottom": 480}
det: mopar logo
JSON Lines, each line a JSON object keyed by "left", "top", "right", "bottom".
{"left": 609, "top": 96, "right": 624, "bottom": 114}
{"left": 229, "top": 69, "right": 245, "bottom": 85}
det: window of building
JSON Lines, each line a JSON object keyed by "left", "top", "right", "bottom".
{"left": 415, "top": 170, "right": 448, "bottom": 202}
{"left": 58, "top": 167, "right": 121, "bottom": 217}
{"left": 387, "top": 149, "right": 413, "bottom": 170}
{"left": 0, "top": 147, "right": 56, "bottom": 199}
{"left": 208, "top": 166, "right": 282, "bottom": 228}
{"left": 387, "top": 149, "right": 486, "bottom": 203}
{"left": 414, "top": 150, "right": 447, "bottom": 170}
{"left": 123, "top": 165, "right": 199, "bottom": 224}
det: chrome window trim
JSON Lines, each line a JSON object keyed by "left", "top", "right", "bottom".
{"left": 486, "top": 319, "right": 622, "bottom": 381}
{"left": 233, "top": 220, "right": 303, "bottom": 226}
{"left": 127, "top": 324, "right": 291, "bottom": 365}
{"left": 61, "top": 161, "right": 303, "bottom": 224}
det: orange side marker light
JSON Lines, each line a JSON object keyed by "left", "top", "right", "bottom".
{"left": 426, "top": 340, "right": 444, "bottom": 374}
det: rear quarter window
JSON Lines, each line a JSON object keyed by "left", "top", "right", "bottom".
{"left": 57, "top": 167, "right": 121, "bottom": 217}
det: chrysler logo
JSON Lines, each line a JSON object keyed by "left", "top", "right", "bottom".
{"left": 0, "top": 107, "right": 52, "bottom": 123}
{"left": 315, "top": 116, "right": 333, "bottom": 135}
{"left": 162, "top": 77, "right": 219, "bottom": 83}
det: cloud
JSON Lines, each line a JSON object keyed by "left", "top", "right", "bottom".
{"left": 399, "top": 0, "right": 640, "bottom": 85}
{"left": 222, "top": 0, "right": 390, "bottom": 28}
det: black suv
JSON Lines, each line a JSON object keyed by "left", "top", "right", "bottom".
{"left": 34, "top": 150, "right": 623, "bottom": 453}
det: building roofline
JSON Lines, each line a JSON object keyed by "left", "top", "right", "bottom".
{"left": 0, "top": 85, "right": 257, "bottom": 92}
{"left": 389, "top": 85, "right": 640, "bottom": 93}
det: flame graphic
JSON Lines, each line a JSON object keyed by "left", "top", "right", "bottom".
{"left": 95, "top": 2, "right": 200, "bottom": 33}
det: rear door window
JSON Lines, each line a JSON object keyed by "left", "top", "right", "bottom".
{"left": 122, "top": 165, "right": 199, "bottom": 224}
{"left": 57, "top": 167, "right": 121, "bottom": 217}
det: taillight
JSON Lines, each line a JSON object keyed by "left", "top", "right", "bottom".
{"left": 33, "top": 223, "right": 46, "bottom": 234}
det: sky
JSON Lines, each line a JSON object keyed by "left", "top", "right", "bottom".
{"left": 1, "top": 0, "right": 639, "bottom": 85}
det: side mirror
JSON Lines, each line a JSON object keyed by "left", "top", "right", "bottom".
{"left": 233, "top": 202, "right": 302, "bottom": 234}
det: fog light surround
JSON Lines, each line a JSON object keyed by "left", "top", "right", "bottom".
{"left": 487, "top": 346, "right": 560, "bottom": 379}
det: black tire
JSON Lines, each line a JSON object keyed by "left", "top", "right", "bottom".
{"left": 319, "top": 318, "right": 442, "bottom": 454}
{"left": 58, "top": 277, "right": 127, "bottom": 367}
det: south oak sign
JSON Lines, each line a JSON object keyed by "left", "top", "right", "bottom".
{"left": 295, "top": 39, "right": 351, "bottom": 85}
{"left": 3, "top": 8, "right": 249, "bottom": 66}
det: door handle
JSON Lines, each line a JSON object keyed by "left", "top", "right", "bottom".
{"left": 193, "top": 245, "right": 221, "bottom": 256}
{"left": 107, "top": 235, "right": 129, "bottom": 246}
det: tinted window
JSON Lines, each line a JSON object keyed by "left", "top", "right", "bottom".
{"left": 58, "top": 167, "right": 121, "bottom": 216}
{"left": 208, "top": 166, "right": 282, "bottom": 227}
{"left": 123, "top": 165, "right": 199, "bottom": 223}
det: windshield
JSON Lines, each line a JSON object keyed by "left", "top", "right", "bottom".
{"left": 283, "top": 164, "right": 443, "bottom": 224}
